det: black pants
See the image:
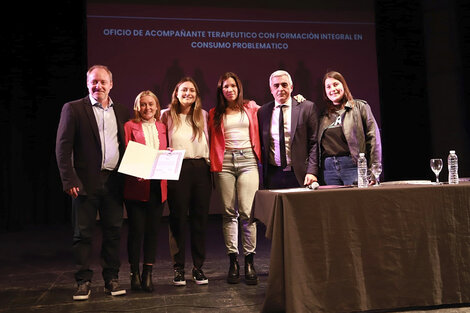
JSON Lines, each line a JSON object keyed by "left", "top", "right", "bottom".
{"left": 125, "top": 180, "right": 163, "bottom": 266}
{"left": 265, "top": 164, "right": 300, "bottom": 189}
{"left": 167, "top": 159, "right": 211, "bottom": 269}
{"left": 71, "top": 171, "right": 124, "bottom": 283}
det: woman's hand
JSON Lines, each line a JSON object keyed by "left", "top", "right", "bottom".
{"left": 66, "top": 187, "right": 80, "bottom": 198}
{"left": 294, "top": 94, "right": 306, "bottom": 103}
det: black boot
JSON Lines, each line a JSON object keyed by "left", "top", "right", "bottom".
{"left": 245, "top": 253, "right": 258, "bottom": 285}
{"left": 141, "top": 264, "right": 154, "bottom": 292}
{"left": 227, "top": 253, "right": 240, "bottom": 284}
{"left": 130, "top": 264, "right": 142, "bottom": 291}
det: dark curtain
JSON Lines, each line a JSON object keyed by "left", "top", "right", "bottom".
{"left": 0, "top": 1, "right": 87, "bottom": 231}
{"left": 1, "top": 0, "right": 469, "bottom": 231}
{"left": 375, "top": 0, "right": 431, "bottom": 181}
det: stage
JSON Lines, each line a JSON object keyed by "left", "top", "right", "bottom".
{"left": 1, "top": 215, "right": 469, "bottom": 313}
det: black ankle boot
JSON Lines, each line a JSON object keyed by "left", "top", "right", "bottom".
{"left": 227, "top": 253, "right": 240, "bottom": 284}
{"left": 245, "top": 253, "right": 258, "bottom": 285}
{"left": 141, "top": 264, "right": 154, "bottom": 292}
{"left": 130, "top": 264, "right": 142, "bottom": 291}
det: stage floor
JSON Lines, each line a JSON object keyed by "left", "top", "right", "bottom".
{"left": 0, "top": 215, "right": 269, "bottom": 313}
{"left": 0, "top": 215, "right": 469, "bottom": 313}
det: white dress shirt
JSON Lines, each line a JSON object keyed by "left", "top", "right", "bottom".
{"left": 269, "top": 97, "right": 292, "bottom": 167}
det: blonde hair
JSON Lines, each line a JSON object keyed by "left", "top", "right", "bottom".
{"left": 132, "top": 90, "right": 161, "bottom": 122}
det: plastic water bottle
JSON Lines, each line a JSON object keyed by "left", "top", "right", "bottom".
{"left": 357, "top": 153, "right": 368, "bottom": 188}
{"left": 448, "top": 150, "right": 459, "bottom": 184}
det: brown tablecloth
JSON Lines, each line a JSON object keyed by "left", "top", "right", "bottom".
{"left": 252, "top": 183, "right": 470, "bottom": 313}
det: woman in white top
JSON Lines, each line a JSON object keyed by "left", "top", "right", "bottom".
{"left": 208, "top": 72, "right": 261, "bottom": 285}
{"left": 161, "top": 77, "right": 211, "bottom": 286}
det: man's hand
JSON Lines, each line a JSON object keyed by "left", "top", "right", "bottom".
{"left": 304, "top": 174, "right": 317, "bottom": 186}
{"left": 66, "top": 187, "right": 80, "bottom": 199}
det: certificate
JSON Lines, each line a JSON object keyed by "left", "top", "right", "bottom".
{"left": 118, "top": 141, "right": 185, "bottom": 180}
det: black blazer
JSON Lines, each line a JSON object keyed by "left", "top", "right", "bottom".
{"left": 55, "top": 96, "right": 129, "bottom": 195}
{"left": 257, "top": 97, "right": 319, "bottom": 187}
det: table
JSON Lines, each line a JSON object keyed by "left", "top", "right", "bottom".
{"left": 252, "top": 183, "right": 470, "bottom": 313}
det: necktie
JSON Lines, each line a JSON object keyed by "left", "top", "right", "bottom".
{"left": 279, "top": 105, "right": 287, "bottom": 168}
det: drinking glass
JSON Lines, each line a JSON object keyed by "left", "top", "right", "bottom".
{"left": 371, "top": 163, "right": 382, "bottom": 186}
{"left": 430, "top": 158, "right": 443, "bottom": 184}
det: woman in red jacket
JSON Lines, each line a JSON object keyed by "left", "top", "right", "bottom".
{"left": 123, "top": 90, "right": 167, "bottom": 292}
{"left": 208, "top": 72, "right": 261, "bottom": 285}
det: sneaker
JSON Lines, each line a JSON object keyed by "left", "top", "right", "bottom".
{"left": 104, "top": 279, "right": 126, "bottom": 296}
{"left": 192, "top": 268, "right": 208, "bottom": 285}
{"left": 173, "top": 268, "right": 186, "bottom": 286}
{"left": 73, "top": 281, "right": 91, "bottom": 301}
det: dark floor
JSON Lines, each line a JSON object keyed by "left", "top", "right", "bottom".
{"left": 1, "top": 215, "right": 469, "bottom": 313}
{"left": 0, "top": 215, "right": 269, "bottom": 313}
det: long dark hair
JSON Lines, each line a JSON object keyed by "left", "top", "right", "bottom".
{"left": 322, "top": 71, "right": 353, "bottom": 114}
{"left": 214, "top": 72, "right": 245, "bottom": 129}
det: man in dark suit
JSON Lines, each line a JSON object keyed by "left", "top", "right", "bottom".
{"left": 56, "top": 65, "right": 129, "bottom": 300}
{"left": 257, "top": 70, "right": 319, "bottom": 189}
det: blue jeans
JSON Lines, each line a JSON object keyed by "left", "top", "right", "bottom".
{"left": 323, "top": 155, "right": 358, "bottom": 186}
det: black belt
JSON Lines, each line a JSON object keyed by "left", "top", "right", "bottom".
{"left": 268, "top": 163, "right": 293, "bottom": 172}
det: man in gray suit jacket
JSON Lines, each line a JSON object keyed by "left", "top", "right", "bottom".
{"left": 56, "top": 65, "right": 129, "bottom": 300}
{"left": 257, "top": 70, "right": 319, "bottom": 189}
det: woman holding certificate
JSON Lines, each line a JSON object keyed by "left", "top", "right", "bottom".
{"left": 123, "top": 90, "right": 167, "bottom": 292}
{"left": 208, "top": 72, "right": 261, "bottom": 285}
{"left": 161, "top": 77, "right": 211, "bottom": 286}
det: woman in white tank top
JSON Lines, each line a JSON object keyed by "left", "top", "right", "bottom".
{"left": 208, "top": 72, "right": 261, "bottom": 285}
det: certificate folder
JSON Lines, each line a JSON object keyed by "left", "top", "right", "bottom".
{"left": 118, "top": 140, "right": 184, "bottom": 180}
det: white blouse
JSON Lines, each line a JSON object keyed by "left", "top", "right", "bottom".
{"left": 171, "top": 114, "right": 209, "bottom": 159}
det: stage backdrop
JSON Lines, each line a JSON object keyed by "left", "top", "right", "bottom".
{"left": 86, "top": 2, "right": 380, "bottom": 126}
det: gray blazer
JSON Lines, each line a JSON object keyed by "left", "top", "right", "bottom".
{"left": 258, "top": 97, "right": 319, "bottom": 187}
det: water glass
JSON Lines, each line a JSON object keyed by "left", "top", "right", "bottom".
{"left": 430, "top": 158, "right": 443, "bottom": 184}
{"left": 371, "top": 163, "right": 382, "bottom": 186}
